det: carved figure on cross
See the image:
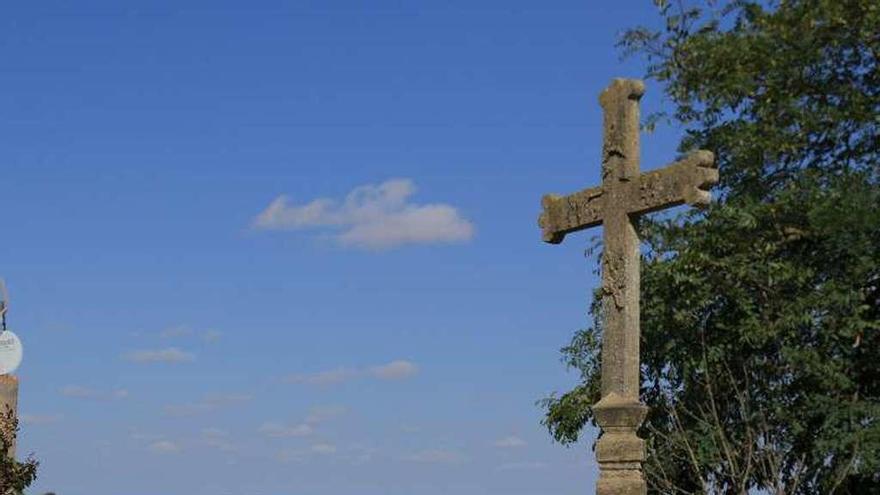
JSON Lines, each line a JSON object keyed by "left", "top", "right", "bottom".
{"left": 538, "top": 78, "right": 718, "bottom": 495}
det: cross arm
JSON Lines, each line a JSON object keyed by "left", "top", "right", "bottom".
{"left": 539, "top": 185, "right": 604, "bottom": 244}
{"left": 627, "top": 150, "right": 718, "bottom": 216}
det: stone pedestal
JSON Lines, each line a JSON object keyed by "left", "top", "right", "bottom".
{"left": 0, "top": 374, "right": 19, "bottom": 457}
{"left": 593, "top": 392, "right": 647, "bottom": 495}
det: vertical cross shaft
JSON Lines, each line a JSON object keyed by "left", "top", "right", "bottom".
{"left": 591, "top": 79, "right": 650, "bottom": 495}
{"left": 598, "top": 79, "right": 643, "bottom": 403}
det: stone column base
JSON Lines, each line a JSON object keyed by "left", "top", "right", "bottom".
{"left": 592, "top": 393, "right": 648, "bottom": 495}
{"left": 597, "top": 469, "right": 647, "bottom": 495}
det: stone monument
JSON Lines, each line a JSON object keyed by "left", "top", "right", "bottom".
{"left": 538, "top": 78, "right": 718, "bottom": 494}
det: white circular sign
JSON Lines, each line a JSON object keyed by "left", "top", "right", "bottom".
{"left": 0, "top": 331, "right": 23, "bottom": 375}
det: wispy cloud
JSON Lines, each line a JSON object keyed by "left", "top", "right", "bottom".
{"left": 494, "top": 435, "right": 527, "bottom": 448}
{"left": 368, "top": 360, "right": 419, "bottom": 380}
{"left": 123, "top": 347, "right": 195, "bottom": 364}
{"left": 61, "top": 385, "right": 128, "bottom": 401}
{"left": 258, "top": 405, "right": 344, "bottom": 440}
{"left": 131, "top": 431, "right": 184, "bottom": 456}
{"left": 285, "top": 360, "right": 419, "bottom": 386}
{"left": 252, "top": 179, "right": 475, "bottom": 250}
{"left": 163, "top": 393, "right": 251, "bottom": 417}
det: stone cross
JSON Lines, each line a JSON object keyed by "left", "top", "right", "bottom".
{"left": 538, "top": 78, "right": 717, "bottom": 495}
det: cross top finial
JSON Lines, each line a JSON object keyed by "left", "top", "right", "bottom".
{"left": 599, "top": 78, "right": 645, "bottom": 108}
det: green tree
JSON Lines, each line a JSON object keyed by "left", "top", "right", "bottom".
{"left": 541, "top": 1, "right": 880, "bottom": 493}
{"left": 0, "top": 407, "right": 38, "bottom": 494}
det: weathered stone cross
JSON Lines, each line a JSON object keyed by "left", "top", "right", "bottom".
{"left": 538, "top": 78, "right": 717, "bottom": 495}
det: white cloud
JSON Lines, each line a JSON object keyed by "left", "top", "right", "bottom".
{"left": 494, "top": 435, "right": 527, "bottom": 448}
{"left": 21, "top": 414, "right": 62, "bottom": 425}
{"left": 311, "top": 443, "right": 337, "bottom": 455}
{"left": 252, "top": 178, "right": 475, "bottom": 249}
{"left": 258, "top": 422, "right": 313, "bottom": 438}
{"left": 61, "top": 385, "right": 128, "bottom": 401}
{"left": 496, "top": 461, "right": 547, "bottom": 471}
{"left": 259, "top": 405, "right": 343, "bottom": 440}
{"left": 202, "top": 330, "right": 222, "bottom": 343}
{"left": 403, "top": 449, "right": 464, "bottom": 464}
{"left": 149, "top": 440, "right": 180, "bottom": 454}
{"left": 286, "top": 360, "right": 418, "bottom": 386}
{"left": 132, "top": 431, "right": 185, "bottom": 456}
{"left": 124, "top": 347, "right": 195, "bottom": 364}
{"left": 163, "top": 393, "right": 251, "bottom": 417}
{"left": 369, "top": 360, "right": 419, "bottom": 380}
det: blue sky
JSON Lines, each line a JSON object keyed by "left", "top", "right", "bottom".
{"left": 1, "top": 1, "right": 684, "bottom": 494}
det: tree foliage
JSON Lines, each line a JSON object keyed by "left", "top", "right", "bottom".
{"left": 542, "top": 1, "right": 880, "bottom": 493}
{"left": 0, "top": 407, "right": 38, "bottom": 494}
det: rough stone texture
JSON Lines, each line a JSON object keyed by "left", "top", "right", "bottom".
{"left": 538, "top": 78, "right": 718, "bottom": 495}
{"left": 0, "top": 374, "right": 18, "bottom": 458}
